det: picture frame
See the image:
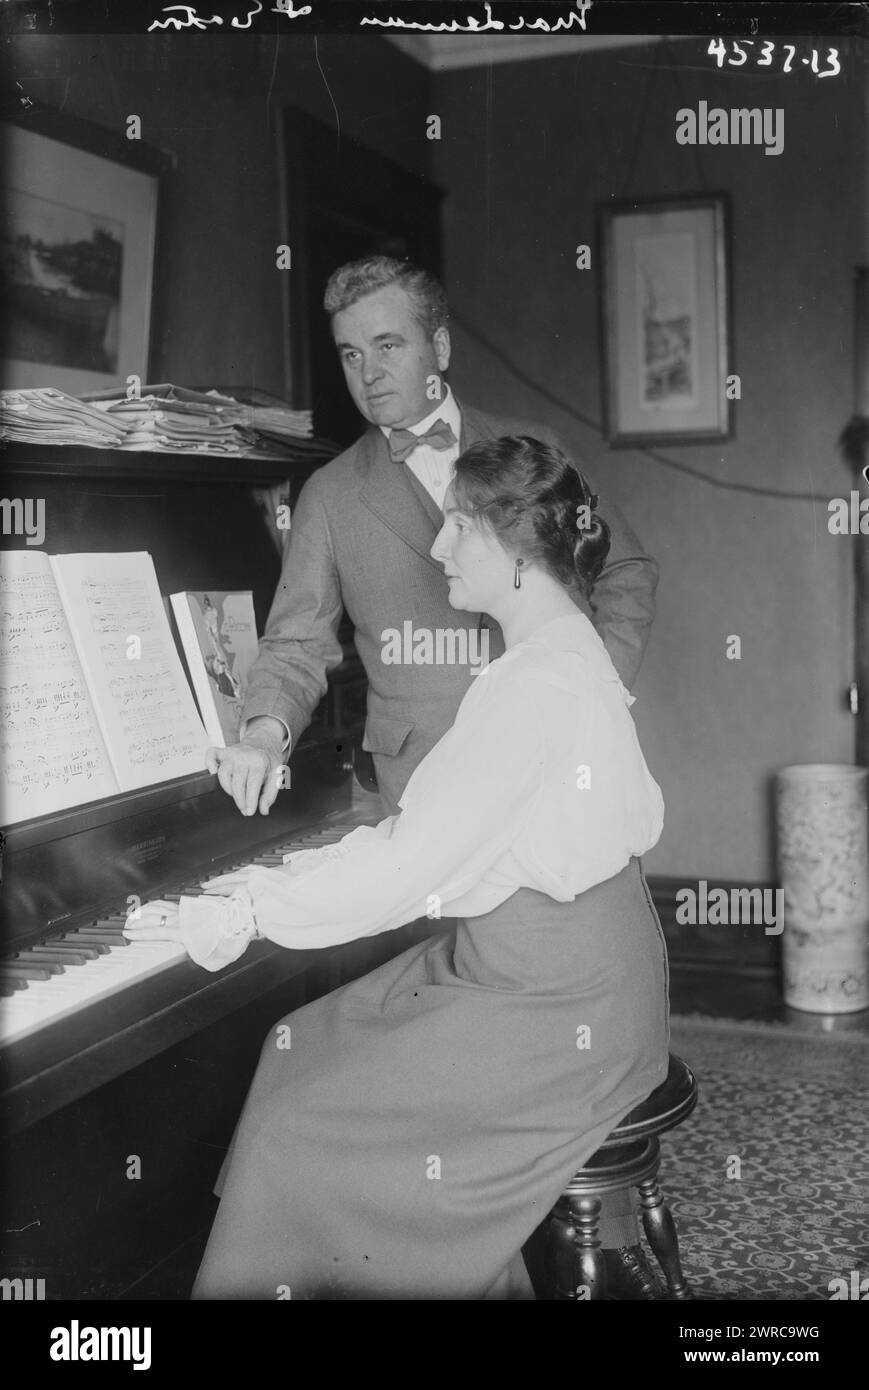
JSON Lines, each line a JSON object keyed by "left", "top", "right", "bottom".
{"left": 1, "top": 105, "right": 168, "bottom": 396}
{"left": 598, "top": 193, "right": 733, "bottom": 446}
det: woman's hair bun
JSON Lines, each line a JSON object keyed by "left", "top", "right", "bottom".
{"left": 453, "top": 434, "right": 612, "bottom": 592}
{"left": 573, "top": 501, "right": 610, "bottom": 588}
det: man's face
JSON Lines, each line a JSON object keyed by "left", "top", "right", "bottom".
{"left": 332, "top": 283, "right": 451, "bottom": 430}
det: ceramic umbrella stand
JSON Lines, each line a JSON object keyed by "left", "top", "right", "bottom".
{"left": 775, "top": 763, "right": 869, "bottom": 1013}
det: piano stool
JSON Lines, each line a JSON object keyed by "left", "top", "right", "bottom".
{"left": 538, "top": 1054, "right": 698, "bottom": 1300}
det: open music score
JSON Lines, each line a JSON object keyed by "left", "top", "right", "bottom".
{"left": 1, "top": 551, "right": 118, "bottom": 819}
{"left": 58, "top": 553, "right": 207, "bottom": 785}
{"left": 1, "top": 551, "right": 209, "bottom": 825}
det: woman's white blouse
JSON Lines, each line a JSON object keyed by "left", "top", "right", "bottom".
{"left": 179, "top": 612, "right": 664, "bottom": 971}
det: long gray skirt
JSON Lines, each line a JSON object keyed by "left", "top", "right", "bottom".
{"left": 191, "top": 857, "right": 670, "bottom": 1300}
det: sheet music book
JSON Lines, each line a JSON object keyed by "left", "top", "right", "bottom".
{"left": 169, "top": 590, "right": 259, "bottom": 747}
{"left": 0, "top": 550, "right": 209, "bottom": 826}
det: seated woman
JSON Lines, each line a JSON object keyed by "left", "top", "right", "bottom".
{"left": 127, "top": 435, "right": 669, "bottom": 1301}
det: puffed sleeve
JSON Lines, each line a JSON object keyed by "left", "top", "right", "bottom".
{"left": 178, "top": 888, "right": 261, "bottom": 972}
{"left": 177, "top": 821, "right": 395, "bottom": 971}
{"left": 180, "top": 669, "right": 552, "bottom": 963}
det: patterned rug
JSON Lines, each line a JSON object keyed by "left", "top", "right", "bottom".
{"left": 660, "top": 1016, "right": 869, "bottom": 1301}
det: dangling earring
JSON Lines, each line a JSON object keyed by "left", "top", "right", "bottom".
{"left": 514, "top": 558, "right": 524, "bottom": 590}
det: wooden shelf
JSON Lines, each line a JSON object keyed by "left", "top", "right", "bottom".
{"left": 1, "top": 439, "right": 336, "bottom": 484}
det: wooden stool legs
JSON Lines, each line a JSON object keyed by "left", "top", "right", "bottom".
{"left": 638, "top": 1175, "right": 690, "bottom": 1300}
{"left": 546, "top": 1167, "right": 690, "bottom": 1300}
{"left": 548, "top": 1195, "right": 606, "bottom": 1299}
{"left": 542, "top": 1056, "right": 698, "bottom": 1301}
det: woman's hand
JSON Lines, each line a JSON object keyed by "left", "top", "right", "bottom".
{"left": 122, "top": 898, "right": 183, "bottom": 944}
{"left": 123, "top": 891, "right": 257, "bottom": 973}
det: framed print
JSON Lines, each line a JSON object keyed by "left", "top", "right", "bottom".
{"left": 1, "top": 107, "right": 166, "bottom": 395}
{"left": 598, "top": 193, "right": 732, "bottom": 446}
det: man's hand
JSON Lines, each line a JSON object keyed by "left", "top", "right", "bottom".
{"left": 207, "top": 719, "right": 287, "bottom": 817}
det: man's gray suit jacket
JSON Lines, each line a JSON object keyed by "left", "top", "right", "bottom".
{"left": 243, "top": 402, "right": 659, "bottom": 814}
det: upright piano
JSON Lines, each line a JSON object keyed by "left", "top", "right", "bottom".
{"left": 0, "top": 441, "right": 416, "bottom": 1299}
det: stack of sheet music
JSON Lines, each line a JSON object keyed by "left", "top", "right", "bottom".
{"left": 81, "top": 384, "right": 314, "bottom": 456}
{"left": 0, "top": 384, "right": 320, "bottom": 458}
{"left": 0, "top": 387, "right": 131, "bottom": 447}
{"left": 244, "top": 402, "right": 316, "bottom": 446}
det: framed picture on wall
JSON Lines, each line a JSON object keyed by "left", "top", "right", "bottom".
{"left": 1, "top": 105, "right": 167, "bottom": 396}
{"left": 598, "top": 193, "right": 733, "bottom": 446}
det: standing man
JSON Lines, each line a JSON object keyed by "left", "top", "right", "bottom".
{"left": 211, "top": 255, "right": 658, "bottom": 821}
{"left": 206, "top": 256, "right": 662, "bottom": 1296}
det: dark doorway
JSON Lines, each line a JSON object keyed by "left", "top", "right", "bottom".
{"left": 281, "top": 109, "right": 444, "bottom": 447}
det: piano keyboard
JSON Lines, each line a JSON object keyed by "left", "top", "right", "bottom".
{"left": 0, "top": 824, "right": 359, "bottom": 1049}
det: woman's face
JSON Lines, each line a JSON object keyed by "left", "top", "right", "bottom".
{"left": 430, "top": 483, "right": 514, "bottom": 614}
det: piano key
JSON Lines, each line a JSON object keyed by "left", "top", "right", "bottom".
{"left": 4, "top": 962, "right": 180, "bottom": 1011}
{"left": 9, "top": 982, "right": 84, "bottom": 1002}
{"left": 13, "top": 951, "right": 80, "bottom": 969}
{"left": 8, "top": 976, "right": 82, "bottom": 994}
{"left": 10, "top": 954, "right": 66, "bottom": 973}
{"left": 69, "top": 932, "right": 131, "bottom": 947}
{"left": 0, "top": 937, "right": 189, "bottom": 1046}
{"left": 33, "top": 942, "right": 102, "bottom": 961}
{"left": 0, "top": 820, "right": 363, "bottom": 1051}
{"left": 1, "top": 963, "right": 55, "bottom": 982}
{"left": 55, "top": 936, "right": 111, "bottom": 955}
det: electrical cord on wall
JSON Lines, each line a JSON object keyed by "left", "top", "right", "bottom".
{"left": 451, "top": 311, "right": 831, "bottom": 504}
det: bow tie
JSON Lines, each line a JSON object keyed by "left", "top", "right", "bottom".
{"left": 388, "top": 419, "right": 458, "bottom": 463}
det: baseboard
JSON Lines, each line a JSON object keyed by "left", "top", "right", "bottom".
{"left": 646, "top": 876, "right": 781, "bottom": 975}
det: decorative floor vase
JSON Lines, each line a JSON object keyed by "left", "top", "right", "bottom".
{"left": 775, "top": 764, "right": 869, "bottom": 1013}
